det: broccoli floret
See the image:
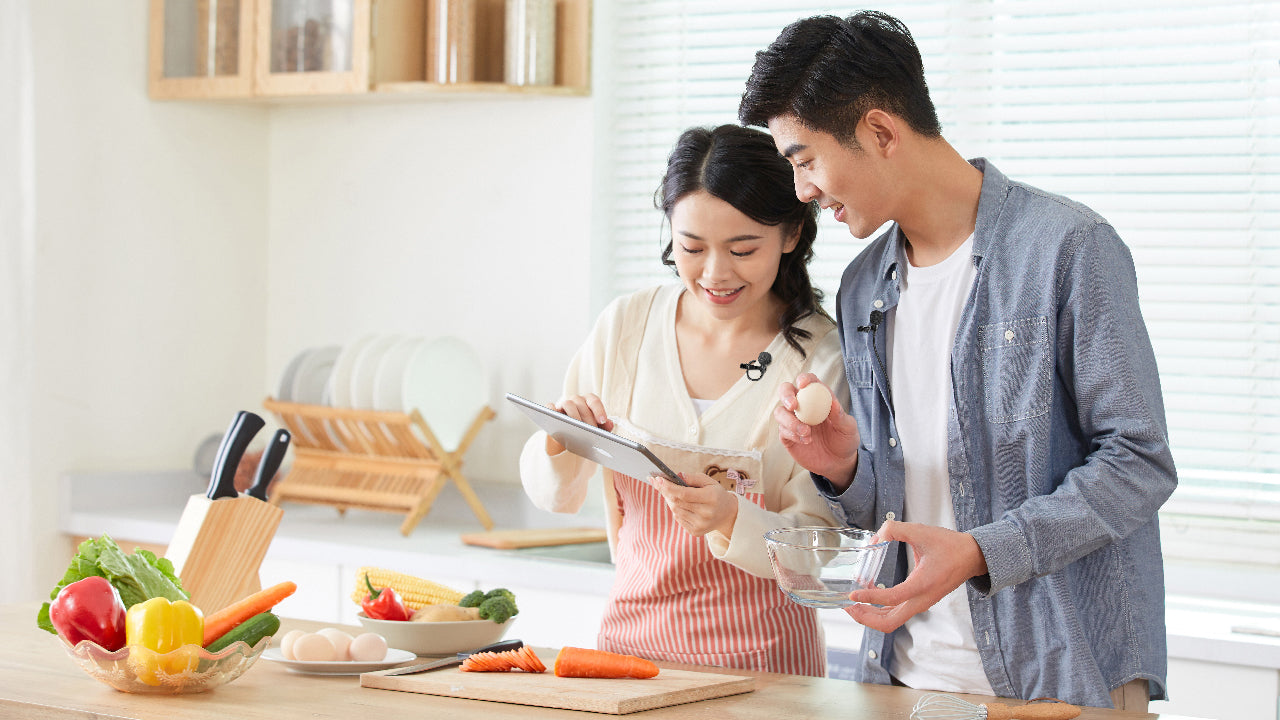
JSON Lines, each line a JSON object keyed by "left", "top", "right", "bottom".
{"left": 478, "top": 595, "right": 518, "bottom": 624}
{"left": 483, "top": 588, "right": 515, "bottom": 603}
{"left": 459, "top": 589, "right": 486, "bottom": 608}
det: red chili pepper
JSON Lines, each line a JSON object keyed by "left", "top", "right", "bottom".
{"left": 49, "top": 576, "right": 128, "bottom": 651}
{"left": 361, "top": 574, "right": 410, "bottom": 621}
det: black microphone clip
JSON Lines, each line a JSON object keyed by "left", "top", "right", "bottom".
{"left": 857, "top": 309, "right": 884, "bottom": 333}
{"left": 740, "top": 351, "right": 772, "bottom": 382}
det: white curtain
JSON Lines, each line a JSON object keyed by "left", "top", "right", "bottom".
{"left": 0, "top": 0, "right": 36, "bottom": 600}
{"left": 605, "top": 1, "right": 1280, "bottom": 524}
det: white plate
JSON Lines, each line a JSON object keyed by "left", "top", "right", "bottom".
{"left": 402, "top": 336, "right": 490, "bottom": 450}
{"left": 276, "top": 348, "right": 311, "bottom": 402}
{"left": 291, "top": 345, "right": 341, "bottom": 406}
{"left": 349, "top": 334, "right": 403, "bottom": 410}
{"left": 327, "top": 336, "right": 376, "bottom": 408}
{"left": 373, "top": 337, "right": 425, "bottom": 412}
{"left": 260, "top": 647, "right": 417, "bottom": 675}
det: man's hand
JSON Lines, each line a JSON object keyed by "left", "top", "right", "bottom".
{"left": 652, "top": 471, "right": 738, "bottom": 538}
{"left": 774, "top": 373, "right": 860, "bottom": 490}
{"left": 844, "top": 520, "right": 988, "bottom": 633}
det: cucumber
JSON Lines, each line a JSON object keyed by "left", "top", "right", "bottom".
{"left": 205, "top": 612, "right": 281, "bottom": 653}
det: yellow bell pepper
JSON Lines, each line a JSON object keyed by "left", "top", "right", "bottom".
{"left": 125, "top": 597, "right": 204, "bottom": 686}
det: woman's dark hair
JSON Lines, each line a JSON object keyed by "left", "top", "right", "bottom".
{"left": 738, "top": 11, "right": 941, "bottom": 145}
{"left": 656, "top": 124, "right": 827, "bottom": 357}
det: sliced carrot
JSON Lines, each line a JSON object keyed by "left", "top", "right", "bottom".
{"left": 553, "top": 647, "right": 659, "bottom": 679}
{"left": 515, "top": 646, "right": 546, "bottom": 673}
{"left": 461, "top": 646, "right": 546, "bottom": 673}
{"left": 201, "top": 581, "right": 297, "bottom": 647}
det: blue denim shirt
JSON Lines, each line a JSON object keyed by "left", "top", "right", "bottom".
{"left": 821, "top": 159, "right": 1177, "bottom": 708}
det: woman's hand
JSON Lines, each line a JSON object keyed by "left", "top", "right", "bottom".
{"left": 652, "top": 471, "right": 738, "bottom": 538}
{"left": 774, "top": 373, "right": 861, "bottom": 490}
{"left": 544, "top": 394, "right": 613, "bottom": 455}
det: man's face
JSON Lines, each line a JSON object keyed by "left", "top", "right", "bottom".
{"left": 767, "top": 114, "right": 890, "bottom": 240}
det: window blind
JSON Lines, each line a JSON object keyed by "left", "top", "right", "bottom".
{"left": 602, "top": 0, "right": 1280, "bottom": 522}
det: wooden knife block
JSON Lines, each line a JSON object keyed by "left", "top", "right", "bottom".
{"left": 165, "top": 494, "right": 283, "bottom": 615}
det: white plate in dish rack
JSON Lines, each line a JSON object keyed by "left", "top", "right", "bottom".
{"left": 401, "top": 336, "right": 490, "bottom": 450}
{"left": 373, "top": 336, "right": 425, "bottom": 412}
{"left": 291, "top": 345, "right": 341, "bottom": 405}
{"left": 276, "top": 347, "right": 310, "bottom": 402}
{"left": 349, "top": 334, "right": 403, "bottom": 410}
{"left": 327, "top": 336, "right": 376, "bottom": 408}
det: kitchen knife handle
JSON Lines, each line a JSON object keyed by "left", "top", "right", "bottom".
{"left": 461, "top": 638, "right": 525, "bottom": 658}
{"left": 247, "top": 428, "right": 291, "bottom": 501}
{"left": 206, "top": 410, "right": 265, "bottom": 499}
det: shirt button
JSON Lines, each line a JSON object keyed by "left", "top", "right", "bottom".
{"left": 888, "top": 437, "right": 897, "bottom": 447}
{"left": 876, "top": 583, "right": 886, "bottom": 589}
{"left": 867, "top": 650, "right": 878, "bottom": 660}
{"left": 885, "top": 511, "right": 896, "bottom": 521}
{"left": 873, "top": 299, "right": 884, "bottom": 309}
{"left": 891, "top": 270, "right": 898, "bottom": 280}
{"left": 1004, "top": 329, "right": 1015, "bottom": 342}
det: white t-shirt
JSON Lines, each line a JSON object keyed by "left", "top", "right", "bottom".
{"left": 884, "top": 235, "right": 994, "bottom": 695}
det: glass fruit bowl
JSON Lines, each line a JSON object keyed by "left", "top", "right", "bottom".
{"left": 764, "top": 526, "right": 890, "bottom": 609}
{"left": 60, "top": 636, "right": 270, "bottom": 694}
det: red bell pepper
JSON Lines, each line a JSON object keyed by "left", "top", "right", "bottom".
{"left": 361, "top": 574, "right": 410, "bottom": 621}
{"left": 49, "top": 576, "right": 128, "bottom": 651}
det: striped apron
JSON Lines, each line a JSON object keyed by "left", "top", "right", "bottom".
{"left": 595, "top": 425, "right": 826, "bottom": 676}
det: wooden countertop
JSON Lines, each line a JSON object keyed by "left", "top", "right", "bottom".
{"left": 2, "top": 604, "right": 1209, "bottom": 720}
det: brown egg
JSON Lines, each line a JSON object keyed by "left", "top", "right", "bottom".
{"left": 279, "top": 629, "right": 306, "bottom": 660}
{"left": 316, "top": 628, "right": 354, "bottom": 660}
{"left": 290, "top": 632, "right": 337, "bottom": 662}
{"left": 795, "top": 383, "right": 833, "bottom": 425}
{"left": 347, "top": 632, "right": 388, "bottom": 662}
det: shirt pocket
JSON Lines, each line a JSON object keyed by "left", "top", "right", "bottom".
{"left": 979, "top": 316, "right": 1051, "bottom": 423}
{"left": 845, "top": 358, "right": 873, "bottom": 389}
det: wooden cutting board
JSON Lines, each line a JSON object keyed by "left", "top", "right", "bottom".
{"left": 460, "top": 527, "right": 608, "bottom": 549}
{"left": 360, "top": 652, "right": 754, "bottom": 714}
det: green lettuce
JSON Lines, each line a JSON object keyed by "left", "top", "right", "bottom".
{"left": 37, "top": 534, "right": 188, "bottom": 634}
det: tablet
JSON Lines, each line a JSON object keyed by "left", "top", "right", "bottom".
{"left": 506, "top": 393, "right": 686, "bottom": 486}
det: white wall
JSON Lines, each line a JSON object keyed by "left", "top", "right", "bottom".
{"left": 264, "top": 97, "right": 595, "bottom": 484}
{"left": 19, "top": 2, "right": 597, "bottom": 599}
{"left": 25, "top": 0, "right": 265, "bottom": 599}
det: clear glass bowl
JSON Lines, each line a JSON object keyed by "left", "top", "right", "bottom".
{"left": 61, "top": 636, "right": 270, "bottom": 694}
{"left": 764, "top": 526, "right": 890, "bottom": 609}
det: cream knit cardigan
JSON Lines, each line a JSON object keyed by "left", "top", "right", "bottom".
{"left": 519, "top": 284, "right": 847, "bottom": 579}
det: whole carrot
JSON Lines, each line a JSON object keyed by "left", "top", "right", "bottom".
{"left": 201, "top": 581, "right": 297, "bottom": 647}
{"left": 553, "top": 646, "right": 659, "bottom": 679}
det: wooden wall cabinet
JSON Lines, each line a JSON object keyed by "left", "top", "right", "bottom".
{"left": 148, "top": 0, "right": 591, "bottom": 101}
{"left": 148, "top": 0, "right": 257, "bottom": 98}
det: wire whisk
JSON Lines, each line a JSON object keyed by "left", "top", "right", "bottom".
{"left": 911, "top": 693, "right": 1082, "bottom": 720}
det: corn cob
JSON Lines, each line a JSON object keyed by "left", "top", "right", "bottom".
{"left": 350, "top": 567, "right": 465, "bottom": 611}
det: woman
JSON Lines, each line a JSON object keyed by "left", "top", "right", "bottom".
{"left": 519, "top": 124, "right": 847, "bottom": 676}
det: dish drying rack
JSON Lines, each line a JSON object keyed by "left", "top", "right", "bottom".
{"left": 261, "top": 397, "right": 495, "bottom": 535}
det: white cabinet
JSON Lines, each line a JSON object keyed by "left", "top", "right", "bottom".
{"left": 1152, "top": 659, "right": 1278, "bottom": 720}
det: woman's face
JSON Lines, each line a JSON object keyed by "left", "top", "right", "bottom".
{"left": 669, "top": 190, "right": 798, "bottom": 323}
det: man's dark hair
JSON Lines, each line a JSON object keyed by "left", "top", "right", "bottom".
{"left": 739, "top": 11, "right": 942, "bottom": 144}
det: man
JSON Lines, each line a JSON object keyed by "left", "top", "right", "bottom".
{"left": 739, "top": 11, "right": 1177, "bottom": 711}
